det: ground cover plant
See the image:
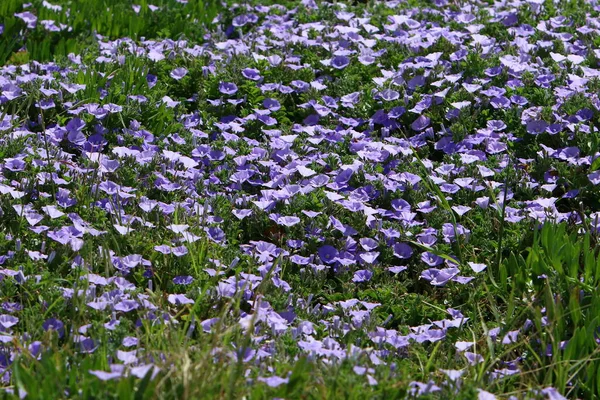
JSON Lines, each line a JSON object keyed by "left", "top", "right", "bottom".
{"left": 1, "top": 0, "right": 600, "bottom": 398}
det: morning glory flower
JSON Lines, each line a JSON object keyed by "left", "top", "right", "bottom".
{"left": 172, "top": 246, "right": 189, "bottom": 257}
{"left": 359, "top": 238, "right": 378, "bottom": 251}
{"left": 468, "top": 262, "right": 487, "bottom": 273}
{"left": 242, "top": 68, "right": 261, "bottom": 80}
{"left": 0, "top": 315, "right": 18, "bottom": 330}
{"left": 173, "top": 276, "right": 194, "bottom": 285}
{"left": 42, "top": 318, "right": 65, "bottom": 338}
{"left": 89, "top": 365, "right": 125, "bottom": 381}
{"left": 263, "top": 98, "right": 280, "bottom": 111}
{"left": 526, "top": 120, "right": 548, "bottom": 135}
{"left": 589, "top": 171, "right": 600, "bottom": 185}
{"left": 388, "top": 266, "right": 407, "bottom": 274}
{"left": 4, "top": 158, "right": 26, "bottom": 172}
{"left": 14, "top": 12, "right": 37, "bottom": 28}
{"left": 421, "top": 268, "right": 460, "bottom": 286}
{"left": 421, "top": 252, "right": 444, "bottom": 267}
{"left": 393, "top": 243, "right": 413, "bottom": 259}
{"left": 379, "top": 89, "right": 400, "bottom": 102}
{"left": 352, "top": 270, "right": 373, "bottom": 283}
{"left": 318, "top": 245, "right": 338, "bottom": 264}
{"left": 257, "top": 376, "right": 289, "bottom": 387}
{"left": 168, "top": 294, "right": 194, "bottom": 306}
{"left": 411, "top": 115, "right": 430, "bottom": 131}
{"left": 330, "top": 55, "right": 350, "bottom": 69}
{"left": 277, "top": 216, "right": 301, "bottom": 227}
{"left": 219, "top": 82, "right": 238, "bottom": 95}
{"left": 170, "top": 67, "right": 188, "bottom": 80}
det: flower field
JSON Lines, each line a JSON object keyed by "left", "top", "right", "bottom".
{"left": 1, "top": 0, "right": 600, "bottom": 398}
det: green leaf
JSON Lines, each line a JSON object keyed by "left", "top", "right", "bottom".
{"left": 135, "top": 369, "right": 154, "bottom": 400}
{"left": 285, "top": 356, "right": 310, "bottom": 395}
{"left": 591, "top": 156, "right": 600, "bottom": 172}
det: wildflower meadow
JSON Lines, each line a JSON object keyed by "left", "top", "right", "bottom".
{"left": 1, "top": 0, "right": 600, "bottom": 398}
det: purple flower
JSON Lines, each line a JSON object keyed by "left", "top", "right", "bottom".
{"left": 359, "top": 251, "right": 379, "bottom": 264}
{"left": 232, "top": 209, "right": 253, "bottom": 219}
{"left": 0, "top": 315, "right": 18, "bottom": 330}
{"left": 77, "top": 336, "right": 97, "bottom": 354}
{"left": 114, "top": 300, "right": 139, "bottom": 313}
{"left": 66, "top": 118, "right": 86, "bottom": 146}
{"left": 4, "top": 158, "right": 25, "bottom": 172}
{"left": 588, "top": 171, "right": 600, "bottom": 185}
{"left": 452, "top": 205, "right": 471, "bottom": 216}
{"left": 388, "top": 266, "right": 407, "bottom": 274}
{"left": 501, "top": 330, "right": 520, "bottom": 344}
{"left": 257, "top": 375, "right": 289, "bottom": 387}
{"left": 330, "top": 55, "right": 350, "bottom": 69}
{"left": 206, "top": 226, "right": 225, "bottom": 243}
{"left": 490, "top": 96, "right": 510, "bottom": 109}
{"left": 541, "top": 387, "right": 567, "bottom": 400}
{"left": 335, "top": 168, "right": 354, "bottom": 186}
{"left": 168, "top": 294, "right": 194, "bottom": 305}
{"left": 172, "top": 246, "right": 189, "bottom": 257}
{"left": 352, "top": 269, "right": 373, "bottom": 283}
{"left": 170, "top": 67, "right": 188, "bottom": 80}
{"left": 131, "top": 364, "right": 158, "bottom": 379}
{"left": 242, "top": 68, "right": 261, "bottom": 81}
{"left": 173, "top": 275, "right": 194, "bottom": 285}
{"left": 421, "top": 252, "right": 443, "bottom": 266}
{"left": 318, "top": 245, "right": 338, "bottom": 264}
{"left": 510, "top": 95, "right": 528, "bottom": 106}
{"left": 89, "top": 366, "right": 124, "bottom": 381}
{"left": 359, "top": 238, "right": 378, "bottom": 251}
{"left": 1, "top": 303, "right": 22, "bottom": 313}
{"left": 393, "top": 243, "right": 413, "bottom": 259}
{"left": 117, "top": 350, "right": 138, "bottom": 364}
{"left": 341, "top": 91, "right": 360, "bottom": 107}
{"left": 219, "top": 82, "right": 238, "bottom": 96}
{"left": 60, "top": 82, "right": 86, "bottom": 94}
{"left": 477, "top": 389, "right": 497, "bottom": 400}
{"left": 232, "top": 14, "right": 250, "bottom": 27}
{"left": 411, "top": 115, "right": 430, "bottom": 131}
{"left": 201, "top": 318, "right": 220, "bottom": 333}
{"left": 409, "top": 381, "right": 441, "bottom": 396}
{"left": 42, "top": 205, "right": 65, "bottom": 219}
{"left": 42, "top": 318, "right": 65, "bottom": 338}
{"left": 421, "top": 268, "right": 459, "bottom": 286}
{"left": 379, "top": 89, "right": 400, "bottom": 102}
{"left": 468, "top": 262, "right": 487, "bottom": 273}
{"left": 154, "top": 245, "right": 171, "bottom": 254}
{"left": 122, "top": 337, "right": 138, "bottom": 347}
{"left": 465, "top": 352, "right": 484, "bottom": 365}
{"left": 526, "top": 120, "right": 548, "bottom": 135}
{"left": 277, "top": 216, "right": 301, "bottom": 227}
{"left": 14, "top": 12, "right": 37, "bottom": 28}
{"left": 263, "top": 98, "right": 281, "bottom": 111}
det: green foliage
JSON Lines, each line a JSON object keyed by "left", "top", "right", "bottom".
{"left": 492, "top": 223, "right": 600, "bottom": 398}
{"left": 0, "top": 0, "right": 220, "bottom": 65}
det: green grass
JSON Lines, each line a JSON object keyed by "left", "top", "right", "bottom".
{"left": 0, "top": 0, "right": 219, "bottom": 65}
{"left": 5, "top": 222, "right": 597, "bottom": 399}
